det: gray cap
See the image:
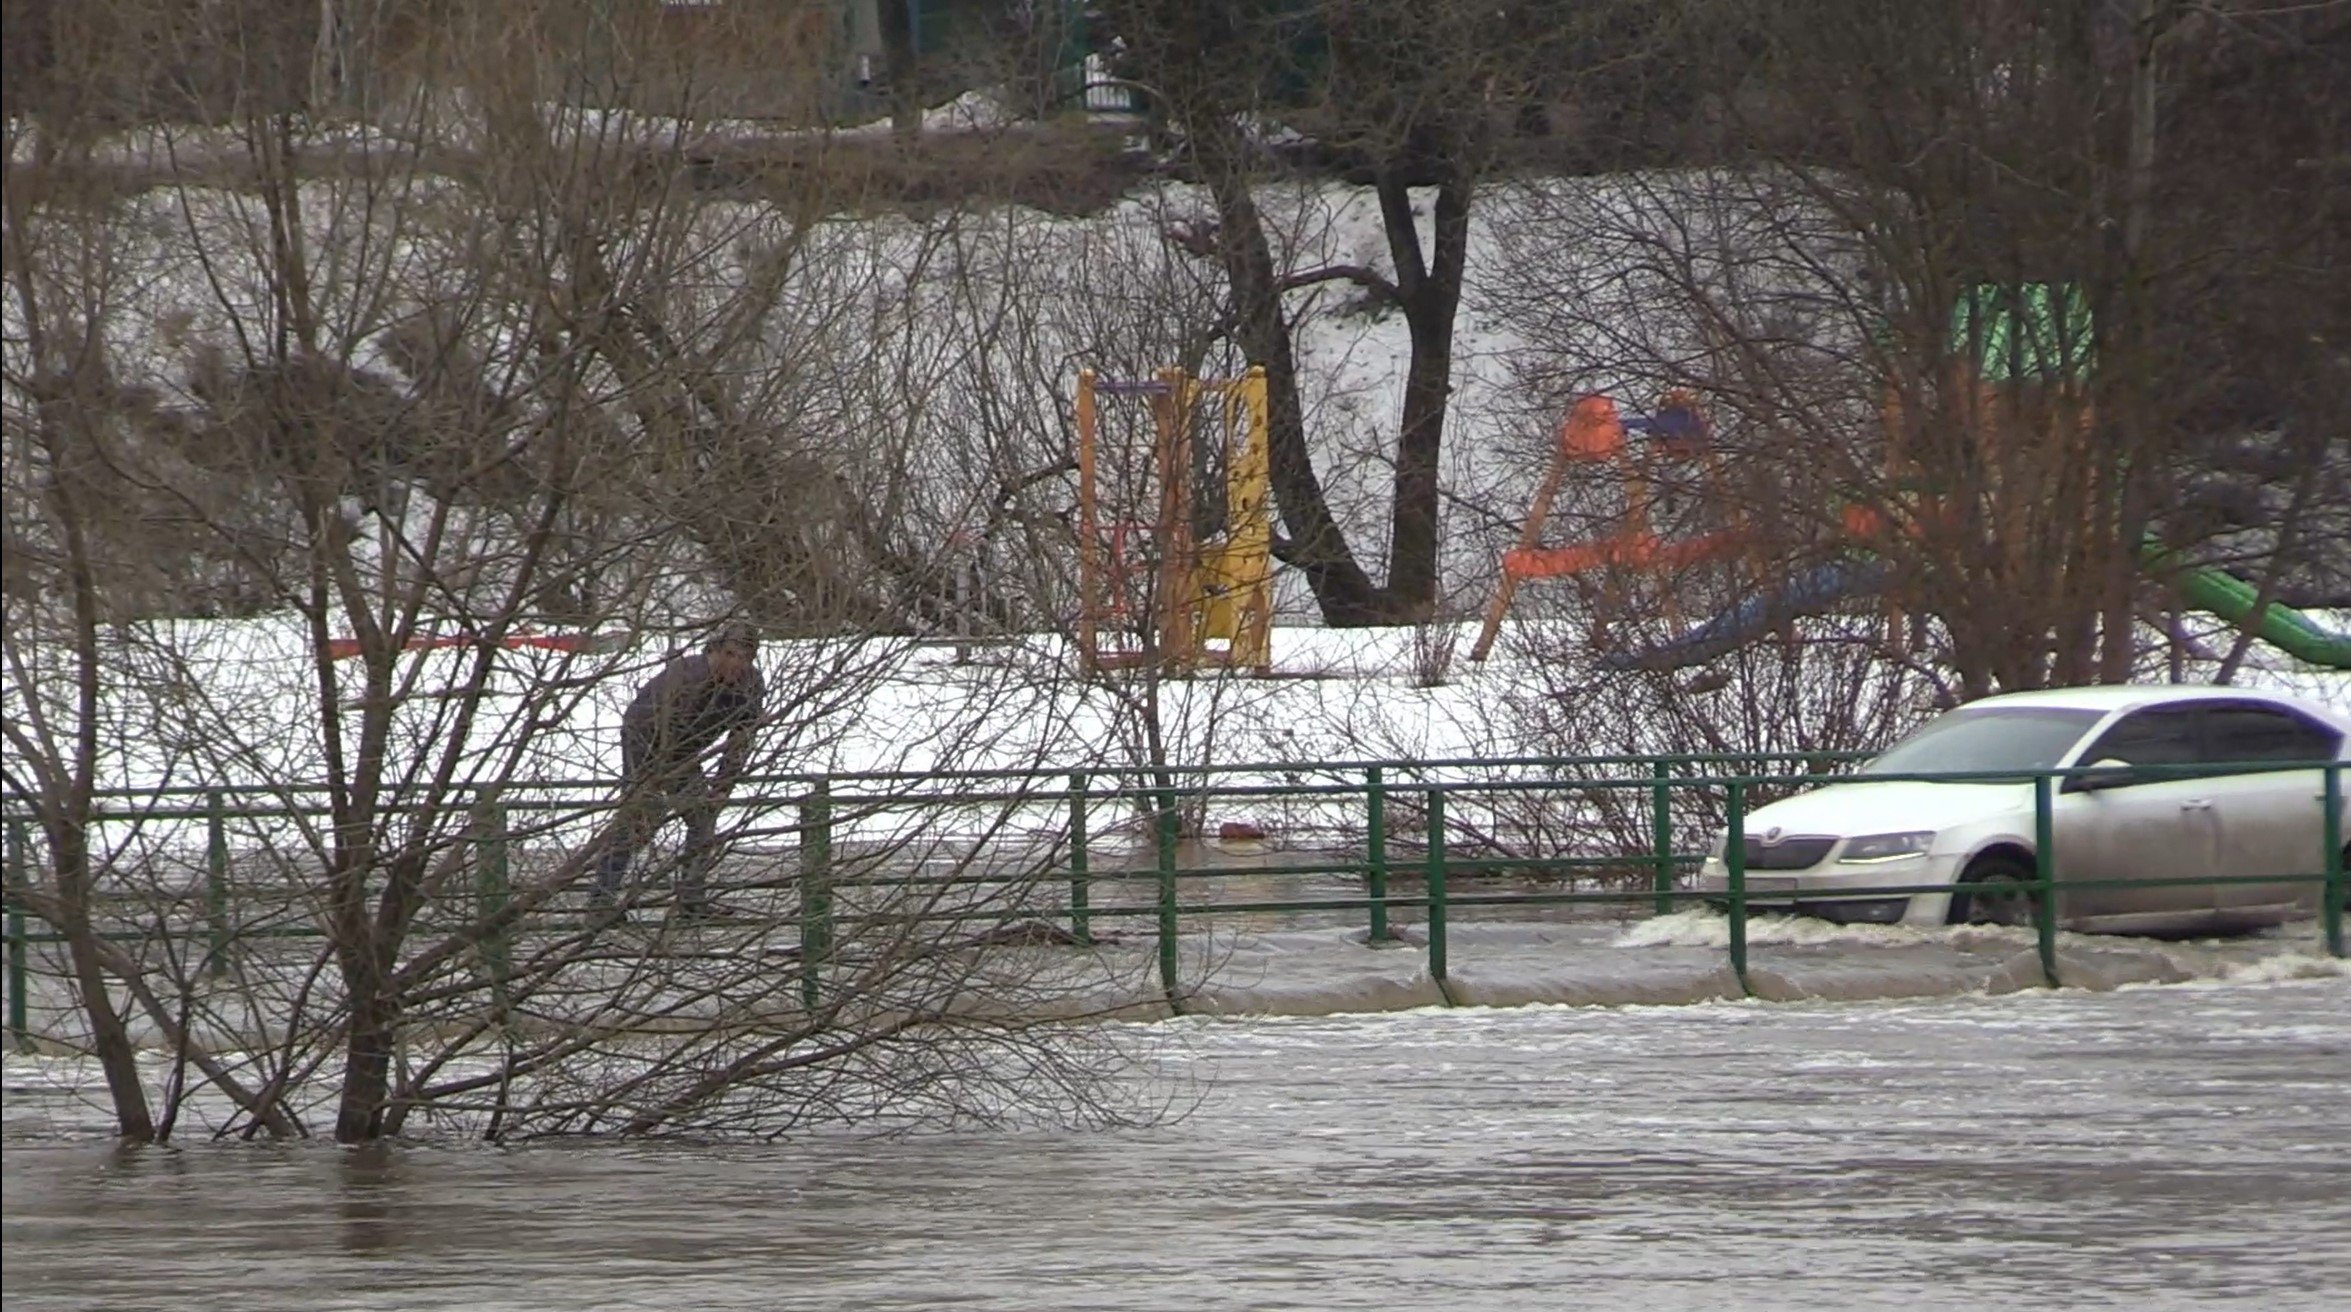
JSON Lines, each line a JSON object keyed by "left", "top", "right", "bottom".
{"left": 709, "top": 621, "right": 760, "bottom": 653}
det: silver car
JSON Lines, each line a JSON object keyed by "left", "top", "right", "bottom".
{"left": 1696, "top": 684, "right": 2351, "bottom": 934}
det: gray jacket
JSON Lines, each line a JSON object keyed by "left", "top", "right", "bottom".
{"left": 621, "top": 653, "right": 765, "bottom": 779}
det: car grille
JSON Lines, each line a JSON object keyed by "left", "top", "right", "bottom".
{"left": 1742, "top": 835, "right": 1838, "bottom": 870}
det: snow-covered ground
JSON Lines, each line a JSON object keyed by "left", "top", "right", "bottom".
{"left": 13, "top": 614, "right": 2344, "bottom": 783}
{"left": 2, "top": 611, "right": 2344, "bottom": 874}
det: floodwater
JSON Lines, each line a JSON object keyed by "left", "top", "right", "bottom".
{"left": 6, "top": 979, "right": 2348, "bottom": 1311}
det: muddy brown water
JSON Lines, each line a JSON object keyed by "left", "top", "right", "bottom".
{"left": 5, "top": 977, "right": 2346, "bottom": 1310}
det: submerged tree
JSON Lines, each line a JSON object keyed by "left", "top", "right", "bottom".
{"left": 0, "top": 0, "right": 1185, "bottom": 1144}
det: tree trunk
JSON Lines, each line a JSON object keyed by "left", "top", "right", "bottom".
{"left": 310, "top": 0, "right": 343, "bottom": 113}
{"left": 877, "top": 0, "right": 922, "bottom": 140}
{"left": 1380, "top": 169, "right": 1470, "bottom": 614}
{"left": 52, "top": 825, "right": 157, "bottom": 1143}
{"left": 36, "top": 399, "right": 157, "bottom": 1143}
{"left": 2099, "top": 0, "right": 2165, "bottom": 683}
{"left": 1203, "top": 159, "right": 1390, "bottom": 623}
{"left": 334, "top": 962, "right": 396, "bottom": 1142}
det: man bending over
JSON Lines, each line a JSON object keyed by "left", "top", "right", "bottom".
{"left": 591, "top": 623, "right": 764, "bottom": 920}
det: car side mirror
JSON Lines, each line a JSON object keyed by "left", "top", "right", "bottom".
{"left": 2063, "top": 758, "right": 2137, "bottom": 794}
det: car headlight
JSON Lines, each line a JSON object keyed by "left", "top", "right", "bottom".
{"left": 1839, "top": 831, "right": 1936, "bottom": 863}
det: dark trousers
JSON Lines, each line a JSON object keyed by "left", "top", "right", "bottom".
{"left": 592, "top": 735, "right": 718, "bottom": 907}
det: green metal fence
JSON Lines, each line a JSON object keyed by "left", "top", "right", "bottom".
{"left": 4, "top": 753, "right": 2345, "bottom": 1050}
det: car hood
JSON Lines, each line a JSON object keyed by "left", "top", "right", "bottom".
{"left": 1743, "top": 779, "right": 2029, "bottom": 838}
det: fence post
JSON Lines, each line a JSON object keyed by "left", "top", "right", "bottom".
{"left": 1425, "top": 788, "right": 1448, "bottom": 983}
{"left": 1650, "top": 760, "right": 1675, "bottom": 916}
{"left": 7, "top": 820, "right": 28, "bottom": 1053}
{"left": 2323, "top": 763, "right": 2343, "bottom": 960}
{"left": 800, "top": 778, "right": 833, "bottom": 1012}
{"left": 1725, "top": 780, "right": 1749, "bottom": 997}
{"left": 2034, "top": 774, "right": 2059, "bottom": 987}
{"left": 205, "top": 789, "right": 231, "bottom": 979}
{"left": 472, "top": 790, "right": 511, "bottom": 1008}
{"left": 1068, "top": 773, "right": 1092, "bottom": 946}
{"left": 1366, "top": 766, "right": 1392, "bottom": 942}
{"left": 1154, "top": 784, "right": 1181, "bottom": 1011}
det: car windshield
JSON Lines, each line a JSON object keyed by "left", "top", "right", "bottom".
{"left": 1859, "top": 707, "right": 2106, "bottom": 780}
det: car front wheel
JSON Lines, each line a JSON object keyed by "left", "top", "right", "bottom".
{"left": 1949, "top": 854, "right": 2040, "bottom": 928}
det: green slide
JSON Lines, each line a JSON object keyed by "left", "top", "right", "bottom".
{"left": 2147, "top": 546, "right": 2351, "bottom": 670}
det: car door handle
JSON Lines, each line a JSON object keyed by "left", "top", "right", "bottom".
{"left": 2180, "top": 800, "right": 2213, "bottom": 811}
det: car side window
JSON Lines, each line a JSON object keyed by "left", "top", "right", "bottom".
{"left": 2081, "top": 707, "right": 2203, "bottom": 779}
{"left": 2201, "top": 705, "right": 2343, "bottom": 766}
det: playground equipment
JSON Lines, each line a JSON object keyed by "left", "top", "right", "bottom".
{"left": 1477, "top": 283, "right": 2351, "bottom": 673}
{"left": 1597, "top": 557, "right": 1894, "bottom": 671}
{"left": 1468, "top": 390, "right": 1744, "bottom": 662}
{"left": 1075, "top": 367, "right": 1276, "bottom": 675}
{"left": 2147, "top": 543, "right": 2351, "bottom": 669}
